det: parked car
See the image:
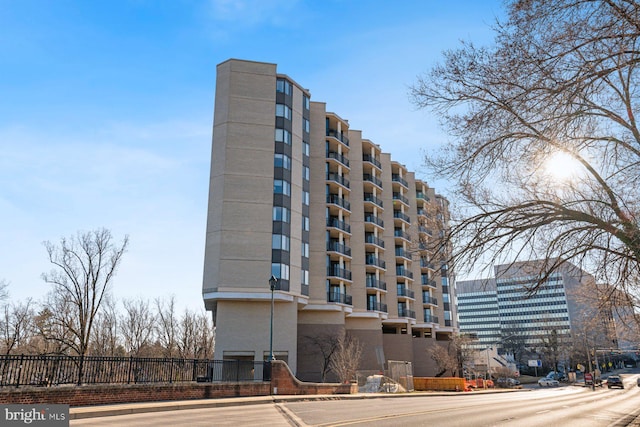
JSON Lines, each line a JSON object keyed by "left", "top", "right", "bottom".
{"left": 606, "top": 375, "right": 624, "bottom": 389}
{"left": 545, "top": 371, "right": 567, "bottom": 381}
{"left": 538, "top": 377, "right": 560, "bottom": 387}
{"left": 496, "top": 377, "right": 520, "bottom": 388}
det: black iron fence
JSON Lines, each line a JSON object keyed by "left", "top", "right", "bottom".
{"left": 0, "top": 354, "right": 268, "bottom": 388}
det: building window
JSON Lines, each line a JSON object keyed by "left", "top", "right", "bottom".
{"left": 301, "top": 269, "right": 309, "bottom": 285}
{"left": 272, "top": 234, "right": 290, "bottom": 251}
{"left": 303, "top": 166, "right": 310, "bottom": 181}
{"left": 301, "top": 242, "right": 309, "bottom": 258}
{"left": 302, "top": 141, "right": 310, "bottom": 156}
{"left": 302, "top": 215, "right": 309, "bottom": 231}
{"left": 276, "top": 79, "right": 292, "bottom": 95}
{"left": 273, "top": 206, "right": 290, "bottom": 223}
{"left": 271, "top": 263, "right": 290, "bottom": 280}
{"left": 303, "top": 118, "right": 310, "bottom": 133}
{"left": 276, "top": 104, "right": 292, "bottom": 119}
{"left": 303, "top": 95, "right": 310, "bottom": 110}
{"left": 274, "top": 153, "right": 291, "bottom": 170}
{"left": 302, "top": 190, "right": 310, "bottom": 205}
{"left": 275, "top": 129, "right": 292, "bottom": 145}
{"left": 274, "top": 179, "right": 291, "bottom": 196}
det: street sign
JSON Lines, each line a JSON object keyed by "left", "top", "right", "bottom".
{"left": 528, "top": 359, "right": 542, "bottom": 367}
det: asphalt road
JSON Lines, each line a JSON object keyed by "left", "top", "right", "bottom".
{"left": 71, "top": 373, "right": 640, "bottom": 427}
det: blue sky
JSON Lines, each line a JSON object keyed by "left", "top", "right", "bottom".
{"left": 0, "top": 1, "right": 504, "bottom": 312}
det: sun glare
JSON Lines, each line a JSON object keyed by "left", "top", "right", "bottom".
{"left": 542, "top": 151, "right": 584, "bottom": 183}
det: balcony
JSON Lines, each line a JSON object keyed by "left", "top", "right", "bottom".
{"left": 421, "top": 276, "right": 437, "bottom": 288}
{"left": 327, "top": 291, "right": 353, "bottom": 305}
{"left": 392, "top": 174, "right": 408, "bottom": 188}
{"left": 367, "top": 300, "right": 388, "bottom": 313}
{"left": 327, "top": 241, "right": 352, "bottom": 257}
{"left": 365, "top": 233, "right": 385, "bottom": 248}
{"left": 363, "top": 193, "right": 383, "bottom": 208}
{"left": 366, "top": 277, "right": 387, "bottom": 291}
{"left": 416, "top": 191, "right": 430, "bottom": 202}
{"left": 423, "top": 312, "right": 439, "bottom": 323}
{"left": 416, "top": 208, "right": 430, "bottom": 218}
{"left": 418, "top": 225, "right": 433, "bottom": 236}
{"left": 362, "top": 154, "right": 382, "bottom": 169}
{"left": 363, "top": 174, "right": 383, "bottom": 188}
{"left": 394, "top": 229, "right": 411, "bottom": 241}
{"left": 420, "top": 260, "right": 436, "bottom": 270}
{"left": 327, "top": 217, "right": 351, "bottom": 234}
{"left": 393, "top": 192, "right": 409, "bottom": 206}
{"left": 326, "top": 173, "right": 350, "bottom": 189}
{"left": 326, "top": 129, "right": 349, "bottom": 146}
{"left": 365, "top": 254, "right": 386, "bottom": 269}
{"left": 364, "top": 214, "right": 384, "bottom": 228}
{"left": 396, "top": 266, "right": 414, "bottom": 280}
{"left": 393, "top": 211, "right": 411, "bottom": 223}
{"left": 327, "top": 265, "right": 352, "bottom": 281}
{"left": 422, "top": 294, "right": 438, "bottom": 306}
{"left": 394, "top": 247, "right": 411, "bottom": 260}
{"left": 326, "top": 194, "right": 351, "bottom": 211}
{"left": 398, "top": 307, "right": 416, "bottom": 319}
{"left": 397, "top": 287, "right": 415, "bottom": 299}
{"left": 326, "top": 151, "right": 350, "bottom": 168}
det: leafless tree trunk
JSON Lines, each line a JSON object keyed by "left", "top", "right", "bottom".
{"left": 41, "top": 228, "right": 128, "bottom": 379}
{"left": 120, "top": 297, "right": 155, "bottom": 357}
{"left": 90, "top": 296, "right": 122, "bottom": 356}
{"left": 155, "top": 296, "right": 178, "bottom": 358}
{"left": 410, "top": 0, "right": 640, "bottom": 311}
{"left": 176, "top": 309, "right": 215, "bottom": 359}
{"left": 329, "top": 331, "right": 362, "bottom": 384}
{"left": 0, "top": 298, "right": 34, "bottom": 355}
{"left": 302, "top": 333, "right": 340, "bottom": 382}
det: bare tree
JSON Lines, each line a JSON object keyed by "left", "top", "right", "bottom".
{"left": 0, "top": 299, "right": 35, "bottom": 355}
{"left": 155, "top": 296, "right": 178, "bottom": 358}
{"left": 41, "top": 228, "right": 128, "bottom": 382}
{"left": 302, "top": 333, "right": 341, "bottom": 382}
{"left": 120, "top": 297, "right": 156, "bottom": 357}
{"left": 175, "top": 309, "right": 214, "bottom": 359}
{"left": 90, "top": 296, "right": 122, "bottom": 356}
{"left": 328, "top": 331, "right": 362, "bottom": 384}
{"left": 411, "top": 0, "right": 640, "bottom": 309}
{"left": 428, "top": 334, "right": 475, "bottom": 377}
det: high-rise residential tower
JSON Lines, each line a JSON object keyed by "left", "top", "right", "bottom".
{"left": 202, "top": 59, "right": 456, "bottom": 380}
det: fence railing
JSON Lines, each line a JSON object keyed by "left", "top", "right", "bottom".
{"left": 0, "top": 354, "right": 268, "bottom": 388}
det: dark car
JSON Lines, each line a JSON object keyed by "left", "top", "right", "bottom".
{"left": 607, "top": 375, "right": 624, "bottom": 389}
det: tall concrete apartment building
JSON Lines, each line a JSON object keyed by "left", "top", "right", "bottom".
{"left": 202, "top": 59, "right": 456, "bottom": 380}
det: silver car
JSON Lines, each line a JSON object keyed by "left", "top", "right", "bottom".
{"left": 538, "top": 377, "right": 560, "bottom": 387}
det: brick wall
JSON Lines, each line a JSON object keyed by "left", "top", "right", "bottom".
{"left": 0, "top": 361, "right": 355, "bottom": 406}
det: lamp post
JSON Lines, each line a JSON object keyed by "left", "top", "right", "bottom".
{"left": 269, "top": 275, "right": 278, "bottom": 362}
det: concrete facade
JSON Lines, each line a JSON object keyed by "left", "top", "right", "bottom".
{"left": 203, "top": 59, "right": 456, "bottom": 380}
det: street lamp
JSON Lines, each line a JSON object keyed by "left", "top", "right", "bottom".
{"left": 269, "top": 275, "right": 278, "bottom": 361}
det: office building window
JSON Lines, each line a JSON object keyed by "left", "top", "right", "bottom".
{"left": 273, "top": 206, "right": 290, "bottom": 223}
{"left": 272, "top": 234, "right": 290, "bottom": 251}
{"left": 275, "top": 129, "right": 292, "bottom": 145}
{"left": 274, "top": 179, "right": 291, "bottom": 196}
{"left": 271, "top": 263, "right": 290, "bottom": 280}
{"left": 276, "top": 79, "right": 292, "bottom": 95}
{"left": 274, "top": 153, "right": 291, "bottom": 170}
{"left": 276, "top": 104, "right": 292, "bottom": 119}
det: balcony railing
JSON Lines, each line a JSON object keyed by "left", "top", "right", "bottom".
{"left": 416, "top": 208, "right": 430, "bottom": 218}
{"left": 367, "top": 301, "right": 388, "bottom": 312}
{"left": 363, "top": 193, "right": 383, "bottom": 208}
{"left": 422, "top": 294, "right": 438, "bottom": 305}
{"left": 421, "top": 276, "right": 437, "bottom": 288}
{"left": 394, "top": 247, "right": 411, "bottom": 259}
{"left": 396, "top": 266, "right": 414, "bottom": 279}
{"left": 326, "top": 151, "right": 350, "bottom": 168}
{"left": 418, "top": 226, "right": 433, "bottom": 236}
{"left": 420, "top": 260, "right": 436, "bottom": 270}
{"left": 327, "top": 291, "right": 353, "bottom": 305}
{"left": 364, "top": 214, "right": 384, "bottom": 228}
{"left": 362, "top": 154, "right": 382, "bottom": 169}
{"left": 397, "top": 287, "right": 415, "bottom": 299}
{"left": 393, "top": 211, "right": 411, "bottom": 223}
{"left": 327, "top": 217, "right": 351, "bottom": 233}
{"left": 365, "top": 233, "right": 385, "bottom": 248}
{"left": 423, "top": 313, "right": 439, "bottom": 323}
{"left": 392, "top": 174, "right": 408, "bottom": 188}
{"left": 326, "top": 194, "right": 351, "bottom": 211}
{"left": 393, "top": 192, "right": 409, "bottom": 205}
{"left": 366, "top": 277, "right": 387, "bottom": 291}
{"left": 326, "top": 129, "right": 349, "bottom": 145}
{"left": 416, "top": 192, "right": 430, "bottom": 202}
{"left": 365, "top": 254, "right": 386, "bottom": 269}
{"left": 326, "top": 173, "right": 350, "bottom": 188}
{"left": 327, "top": 241, "right": 352, "bottom": 257}
{"left": 327, "top": 265, "right": 352, "bottom": 281}
{"left": 394, "top": 229, "right": 411, "bottom": 241}
{"left": 398, "top": 307, "right": 416, "bottom": 319}
{"left": 363, "top": 174, "right": 383, "bottom": 188}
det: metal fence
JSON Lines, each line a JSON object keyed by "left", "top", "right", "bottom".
{"left": 0, "top": 355, "right": 268, "bottom": 388}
